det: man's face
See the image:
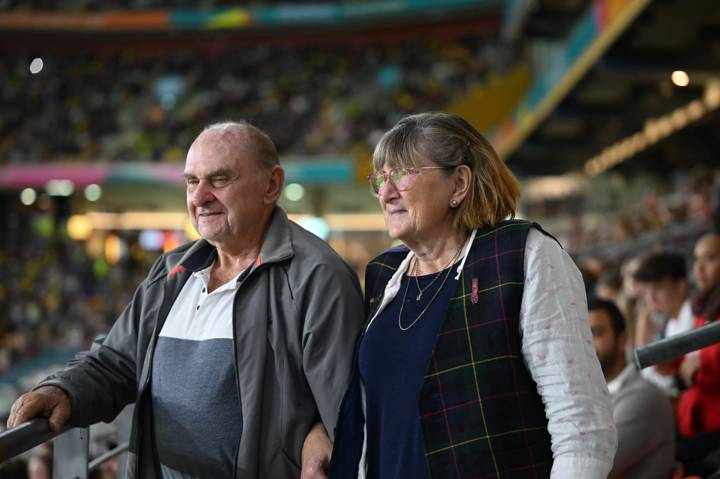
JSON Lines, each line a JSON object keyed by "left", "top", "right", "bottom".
{"left": 589, "top": 309, "right": 623, "bottom": 378}
{"left": 184, "top": 130, "right": 269, "bottom": 250}
{"left": 641, "top": 278, "right": 685, "bottom": 317}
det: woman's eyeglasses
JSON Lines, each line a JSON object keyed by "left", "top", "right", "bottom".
{"left": 367, "top": 166, "right": 446, "bottom": 197}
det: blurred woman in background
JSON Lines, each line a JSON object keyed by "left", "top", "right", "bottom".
{"left": 675, "top": 231, "right": 720, "bottom": 476}
{"left": 678, "top": 232, "right": 720, "bottom": 436}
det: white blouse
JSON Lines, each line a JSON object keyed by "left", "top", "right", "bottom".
{"left": 520, "top": 228, "right": 617, "bottom": 478}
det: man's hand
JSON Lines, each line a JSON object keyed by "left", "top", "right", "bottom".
{"left": 301, "top": 422, "right": 331, "bottom": 479}
{"left": 6, "top": 385, "right": 71, "bottom": 433}
{"left": 634, "top": 308, "right": 658, "bottom": 348}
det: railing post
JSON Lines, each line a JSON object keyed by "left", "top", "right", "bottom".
{"left": 116, "top": 405, "right": 133, "bottom": 479}
{"left": 53, "top": 427, "right": 88, "bottom": 479}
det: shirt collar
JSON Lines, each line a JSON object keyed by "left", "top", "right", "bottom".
{"left": 193, "top": 260, "right": 255, "bottom": 288}
{"left": 607, "top": 362, "right": 635, "bottom": 395}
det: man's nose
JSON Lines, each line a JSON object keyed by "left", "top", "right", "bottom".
{"left": 189, "top": 182, "right": 216, "bottom": 206}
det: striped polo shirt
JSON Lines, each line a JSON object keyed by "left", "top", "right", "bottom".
{"left": 151, "top": 264, "right": 249, "bottom": 478}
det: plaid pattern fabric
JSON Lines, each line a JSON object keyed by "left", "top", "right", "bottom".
{"left": 364, "top": 221, "right": 553, "bottom": 478}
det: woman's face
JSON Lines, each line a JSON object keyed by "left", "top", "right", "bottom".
{"left": 693, "top": 234, "right": 720, "bottom": 292}
{"left": 376, "top": 159, "right": 456, "bottom": 244}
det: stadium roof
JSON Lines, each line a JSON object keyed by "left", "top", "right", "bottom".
{"left": 502, "top": 0, "right": 720, "bottom": 177}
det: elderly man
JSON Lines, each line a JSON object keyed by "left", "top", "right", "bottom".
{"left": 7, "top": 122, "right": 364, "bottom": 478}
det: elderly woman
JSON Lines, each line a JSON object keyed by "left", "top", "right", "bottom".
{"left": 329, "top": 112, "right": 616, "bottom": 478}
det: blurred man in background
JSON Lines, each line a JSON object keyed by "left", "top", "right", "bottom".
{"left": 633, "top": 252, "right": 694, "bottom": 396}
{"left": 7, "top": 121, "right": 364, "bottom": 478}
{"left": 589, "top": 297, "right": 675, "bottom": 479}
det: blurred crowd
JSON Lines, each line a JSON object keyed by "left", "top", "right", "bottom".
{"left": 0, "top": 214, "right": 153, "bottom": 377}
{"left": 568, "top": 165, "right": 720, "bottom": 256}
{"left": 580, "top": 226, "right": 720, "bottom": 478}
{"left": 1, "top": 32, "right": 498, "bottom": 165}
{"left": 0, "top": 216, "right": 153, "bottom": 478}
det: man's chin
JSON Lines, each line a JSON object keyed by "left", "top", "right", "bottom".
{"left": 197, "top": 228, "right": 223, "bottom": 242}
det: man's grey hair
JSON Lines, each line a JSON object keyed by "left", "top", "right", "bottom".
{"left": 203, "top": 121, "right": 279, "bottom": 170}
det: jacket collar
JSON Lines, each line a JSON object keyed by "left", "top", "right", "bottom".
{"left": 257, "top": 207, "right": 295, "bottom": 266}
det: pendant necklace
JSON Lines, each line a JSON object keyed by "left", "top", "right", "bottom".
{"left": 413, "top": 247, "right": 462, "bottom": 301}
{"left": 398, "top": 246, "right": 463, "bottom": 331}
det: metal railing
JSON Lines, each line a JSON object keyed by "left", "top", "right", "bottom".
{"left": 0, "top": 405, "right": 133, "bottom": 479}
{"left": 635, "top": 320, "right": 720, "bottom": 369}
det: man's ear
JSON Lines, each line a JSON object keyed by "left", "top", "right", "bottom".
{"left": 264, "top": 166, "right": 285, "bottom": 205}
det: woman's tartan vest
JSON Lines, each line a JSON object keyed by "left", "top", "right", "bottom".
{"left": 363, "top": 220, "right": 553, "bottom": 478}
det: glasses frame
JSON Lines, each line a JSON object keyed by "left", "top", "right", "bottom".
{"left": 183, "top": 173, "right": 242, "bottom": 192}
{"left": 367, "top": 166, "right": 447, "bottom": 197}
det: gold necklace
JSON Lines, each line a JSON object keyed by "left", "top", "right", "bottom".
{"left": 398, "top": 246, "right": 463, "bottom": 331}
{"left": 413, "top": 247, "right": 462, "bottom": 301}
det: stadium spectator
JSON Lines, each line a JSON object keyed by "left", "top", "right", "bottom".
{"left": 678, "top": 232, "right": 720, "bottom": 436}
{"left": 588, "top": 297, "right": 675, "bottom": 479}
{"left": 578, "top": 255, "right": 608, "bottom": 294}
{"left": 633, "top": 252, "right": 695, "bottom": 396}
{"left": 686, "top": 167, "right": 716, "bottom": 223}
{"left": 596, "top": 263, "right": 623, "bottom": 303}
{"left": 617, "top": 255, "right": 645, "bottom": 348}
{"left": 675, "top": 231, "right": 720, "bottom": 476}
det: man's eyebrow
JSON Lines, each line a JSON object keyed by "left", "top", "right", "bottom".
{"left": 183, "top": 169, "right": 235, "bottom": 178}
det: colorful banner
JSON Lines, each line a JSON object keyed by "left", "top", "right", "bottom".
{"left": 0, "top": 159, "right": 354, "bottom": 189}
{"left": 0, "top": 0, "right": 503, "bottom": 31}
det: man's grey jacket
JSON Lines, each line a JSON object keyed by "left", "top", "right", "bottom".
{"left": 41, "top": 208, "right": 365, "bottom": 478}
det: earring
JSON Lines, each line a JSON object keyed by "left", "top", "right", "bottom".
{"left": 450, "top": 199, "right": 458, "bottom": 207}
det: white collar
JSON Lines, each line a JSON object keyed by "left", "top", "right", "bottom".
{"left": 364, "top": 228, "right": 477, "bottom": 332}
{"left": 607, "top": 362, "right": 635, "bottom": 395}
